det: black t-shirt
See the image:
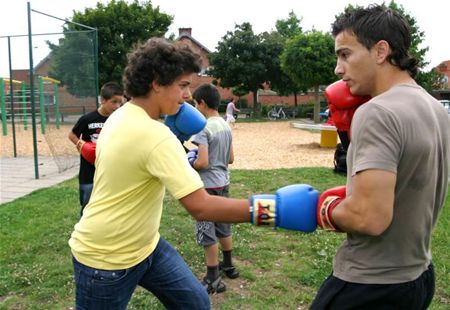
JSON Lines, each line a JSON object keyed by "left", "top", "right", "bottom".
{"left": 71, "top": 110, "right": 108, "bottom": 184}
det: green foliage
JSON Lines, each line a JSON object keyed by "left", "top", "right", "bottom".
{"left": 1, "top": 170, "right": 449, "bottom": 309}
{"left": 275, "top": 11, "right": 303, "bottom": 40}
{"left": 47, "top": 31, "right": 97, "bottom": 97}
{"left": 296, "top": 103, "right": 315, "bottom": 118}
{"left": 209, "top": 23, "right": 262, "bottom": 90}
{"left": 281, "top": 31, "right": 336, "bottom": 90}
{"left": 231, "top": 84, "right": 248, "bottom": 99}
{"left": 387, "top": 1, "right": 429, "bottom": 69}
{"left": 209, "top": 23, "right": 280, "bottom": 113}
{"left": 416, "top": 69, "right": 448, "bottom": 92}
{"left": 48, "top": 0, "right": 172, "bottom": 96}
{"left": 281, "top": 31, "right": 336, "bottom": 122}
{"left": 261, "top": 30, "right": 304, "bottom": 105}
{"left": 270, "top": 11, "right": 305, "bottom": 103}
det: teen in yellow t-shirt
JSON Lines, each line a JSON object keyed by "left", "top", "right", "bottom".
{"left": 69, "top": 38, "right": 251, "bottom": 310}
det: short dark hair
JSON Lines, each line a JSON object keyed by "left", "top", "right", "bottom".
{"left": 192, "top": 83, "right": 221, "bottom": 110}
{"left": 123, "top": 38, "right": 202, "bottom": 97}
{"left": 100, "top": 82, "right": 123, "bottom": 100}
{"left": 332, "top": 4, "right": 418, "bottom": 77}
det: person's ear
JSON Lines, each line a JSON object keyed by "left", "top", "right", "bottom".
{"left": 374, "top": 40, "right": 390, "bottom": 64}
{"left": 151, "top": 80, "right": 161, "bottom": 93}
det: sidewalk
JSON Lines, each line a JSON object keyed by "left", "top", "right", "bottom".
{"left": 0, "top": 156, "right": 79, "bottom": 205}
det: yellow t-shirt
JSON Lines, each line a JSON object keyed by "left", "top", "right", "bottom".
{"left": 69, "top": 103, "right": 203, "bottom": 270}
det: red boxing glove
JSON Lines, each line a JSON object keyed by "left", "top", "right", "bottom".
{"left": 325, "top": 80, "right": 370, "bottom": 132}
{"left": 80, "top": 141, "right": 96, "bottom": 165}
{"left": 317, "top": 186, "right": 346, "bottom": 231}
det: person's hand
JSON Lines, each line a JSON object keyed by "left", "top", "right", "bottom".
{"left": 80, "top": 142, "right": 96, "bottom": 165}
{"left": 76, "top": 139, "right": 86, "bottom": 153}
{"left": 164, "top": 102, "right": 207, "bottom": 141}
{"left": 325, "top": 80, "right": 370, "bottom": 132}
{"left": 317, "top": 185, "right": 346, "bottom": 231}
{"left": 187, "top": 149, "right": 198, "bottom": 167}
{"left": 249, "top": 184, "right": 318, "bottom": 232}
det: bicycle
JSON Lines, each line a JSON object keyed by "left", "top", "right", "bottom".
{"left": 267, "top": 105, "right": 287, "bottom": 120}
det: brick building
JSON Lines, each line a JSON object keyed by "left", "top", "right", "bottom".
{"left": 435, "top": 60, "right": 450, "bottom": 88}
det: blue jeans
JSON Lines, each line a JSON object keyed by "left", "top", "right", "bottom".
{"left": 73, "top": 237, "right": 210, "bottom": 310}
{"left": 79, "top": 183, "right": 93, "bottom": 217}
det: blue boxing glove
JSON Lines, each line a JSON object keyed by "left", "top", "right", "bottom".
{"left": 165, "top": 102, "right": 207, "bottom": 141}
{"left": 250, "top": 184, "right": 319, "bottom": 232}
{"left": 187, "top": 149, "right": 198, "bottom": 167}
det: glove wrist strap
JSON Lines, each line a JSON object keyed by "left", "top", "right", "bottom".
{"left": 319, "top": 196, "right": 342, "bottom": 231}
{"left": 250, "top": 197, "right": 276, "bottom": 227}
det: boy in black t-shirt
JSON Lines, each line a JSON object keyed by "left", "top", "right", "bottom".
{"left": 68, "top": 82, "right": 124, "bottom": 216}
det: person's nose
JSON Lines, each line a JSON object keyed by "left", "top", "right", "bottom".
{"left": 183, "top": 88, "right": 192, "bottom": 100}
{"left": 334, "top": 60, "right": 344, "bottom": 77}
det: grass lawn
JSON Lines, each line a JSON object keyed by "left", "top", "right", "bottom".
{"left": 0, "top": 167, "right": 449, "bottom": 309}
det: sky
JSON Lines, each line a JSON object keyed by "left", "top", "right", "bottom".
{"left": 0, "top": 0, "right": 448, "bottom": 78}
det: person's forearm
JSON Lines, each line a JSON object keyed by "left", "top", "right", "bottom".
{"left": 181, "top": 190, "right": 250, "bottom": 223}
{"left": 332, "top": 196, "right": 392, "bottom": 236}
{"left": 68, "top": 132, "right": 79, "bottom": 145}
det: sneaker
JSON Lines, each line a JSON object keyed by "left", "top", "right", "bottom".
{"left": 219, "top": 261, "right": 240, "bottom": 279}
{"left": 202, "top": 276, "right": 226, "bottom": 294}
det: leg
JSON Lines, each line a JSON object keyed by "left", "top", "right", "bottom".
{"left": 217, "top": 225, "right": 239, "bottom": 279}
{"left": 79, "top": 183, "right": 93, "bottom": 217}
{"left": 204, "top": 243, "right": 219, "bottom": 267}
{"left": 196, "top": 220, "right": 226, "bottom": 294}
{"left": 219, "top": 235, "right": 232, "bottom": 252}
{"left": 72, "top": 256, "right": 139, "bottom": 310}
{"left": 138, "top": 238, "right": 210, "bottom": 309}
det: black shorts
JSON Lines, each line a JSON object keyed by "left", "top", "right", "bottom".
{"left": 310, "top": 263, "right": 435, "bottom": 310}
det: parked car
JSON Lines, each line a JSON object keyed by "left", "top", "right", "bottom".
{"left": 320, "top": 108, "right": 329, "bottom": 119}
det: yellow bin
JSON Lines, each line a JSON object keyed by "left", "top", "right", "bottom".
{"left": 320, "top": 130, "right": 338, "bottom": 148}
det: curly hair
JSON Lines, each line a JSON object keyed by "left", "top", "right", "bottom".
{"left": 332, "top": 4, "right": 419, "bottom": 77}
{"left": 123, "top": 38, "right": 202, "bottom": 97}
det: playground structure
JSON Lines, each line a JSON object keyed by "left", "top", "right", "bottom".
{"left": 0, "top": 2, "right": 98, "bottom": 179}
{"left": 1, "top": 76, "right": 61, "bottom": 136}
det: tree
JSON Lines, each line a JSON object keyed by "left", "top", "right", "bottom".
{"left": 231, "top": 85, "right": 248, "bottom": 107}
{"left": 275, "top": 10, "right": 302, "bottom": 40}
{"left": 47, "top": 30, "right": 98, "bottom": 97}
{"left": 387, "top": 1, "right": 432, "bottom": 89}
{"left": 417, "top": 69, "right": 447, "bottom": 91}
{"left": 281, "top": 31, "right": 336, "bottom": 123}
{"left": 268, "top": 12, "right": 304, "bottom": 106}
{"left": 209, "top": 23, "right": 270, "bottom": 114}
{"left": 48, "top": 0, "right": 172, "bottom": 97}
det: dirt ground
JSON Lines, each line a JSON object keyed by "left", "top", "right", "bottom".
{"left": 0, "top": 121, "right": 335, "bottom": 169}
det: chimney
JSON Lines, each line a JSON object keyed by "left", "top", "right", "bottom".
{"left": 178, "top": 28, "right": 192, "bottom": 36}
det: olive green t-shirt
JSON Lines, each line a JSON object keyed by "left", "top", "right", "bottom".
{"left": 334, "top": 84, "right": 450, "bottom": 284}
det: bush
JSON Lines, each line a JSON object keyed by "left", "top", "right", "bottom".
{"left": 297, "top": 103, "right": 315, "bottom": 117}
